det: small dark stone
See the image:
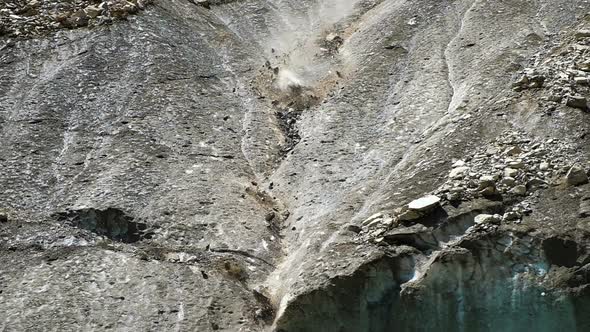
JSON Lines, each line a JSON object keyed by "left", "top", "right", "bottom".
{"left": 346, "top": 225, "right": 362, "bottom": 233}
{"left": 265, "top": 212, "right": 275, "bottom": 221}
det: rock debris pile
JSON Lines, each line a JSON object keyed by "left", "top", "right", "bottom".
{"left": 513, "top": 25, "right": 590, "bottom": 111}
{"left": 0, "top": 0, "right": 151, "bottom": 39}
{"left": 357, "top": 130, "right": 589, "bottom": 243}
{"left": 437, "top": 130, "right": 584, "bottom": 202}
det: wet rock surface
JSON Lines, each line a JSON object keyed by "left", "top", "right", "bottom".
{"left": 2, "top": 0, "right": 590, "bottom": 331}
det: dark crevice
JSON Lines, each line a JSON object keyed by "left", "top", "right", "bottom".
{"left": 210, "top": 247, "right": 276, "bottom": 268}
{"left": 543, "top": 236, "right": 579, "bottom": 268}
{"left": 56, "top": 207, "right": 153, "bottom": 243}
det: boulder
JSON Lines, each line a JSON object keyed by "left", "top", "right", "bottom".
{"left": 85, "top": 6, "right": 102, "bottom": 18}
{"left": 566, "top": 164, "right": 589, "bottom": 186}
{"left": 474, "top": 214, "right": 501, "bottom": 224}
{"left": 576, "top": 29, "right": 590, "bottom": 39}
{"left": 478, "top": 175, "right": 495, "bottom": 190}
{"left": 574, "top": 77, "right": 589, "bottom": 85}
{"left": 504, "top": 167, "right": 519, "bottom": 178}
{"left": 501, "top": 177, "right": 516, "bottom": 186}
{"left": 449, "top": 166, "right": 469, "bottom": 179}
{"left": 408, "top": 195, "right": 441, "bottom": 211}
{"left": 510, "top": 185, "right": 527, "bottom": 196}
{"left": 503, "top": 211, "right": 521, "bottom": 221}
{"left": 398, "top": 209, "right": 421, "bottom": 221}
{"left": 362, "top": 213, "right": 384, "bottom": 227}
{"left": 452, "top": 160, "right": 466, "bottom": 167}
{"left": 566, "top": 95, "right": 587, "bottom": 110}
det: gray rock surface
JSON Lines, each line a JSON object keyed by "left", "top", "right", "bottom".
{"left": 2, "top": 0, "right": 590, "bottom": 331}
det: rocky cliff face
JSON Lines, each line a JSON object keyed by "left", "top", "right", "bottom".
{"left": 2, "top": 0, "right": 590, "bottom": 331}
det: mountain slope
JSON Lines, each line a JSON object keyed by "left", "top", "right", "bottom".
{"left": 2, "top": 0, "right": 590, "bottom": 331}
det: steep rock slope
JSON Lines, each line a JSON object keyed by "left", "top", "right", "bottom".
{"left": 2, "top": 0, "right": 590, "bottom": 331}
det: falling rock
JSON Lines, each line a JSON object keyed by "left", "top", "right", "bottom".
{"left": 566, "top": 164, "right": 589, "bottom": 186}
{"left": 408, "top": 195, "right": 441, "bottom": 212}
{"left": 474, "top": 214, "right": 501, "bottom": 224}
{"left": 0, "top": 212, "right": 7, "bottom": 223}
{"left": 566, "top": 95, "right": 588, "bottom": 110}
